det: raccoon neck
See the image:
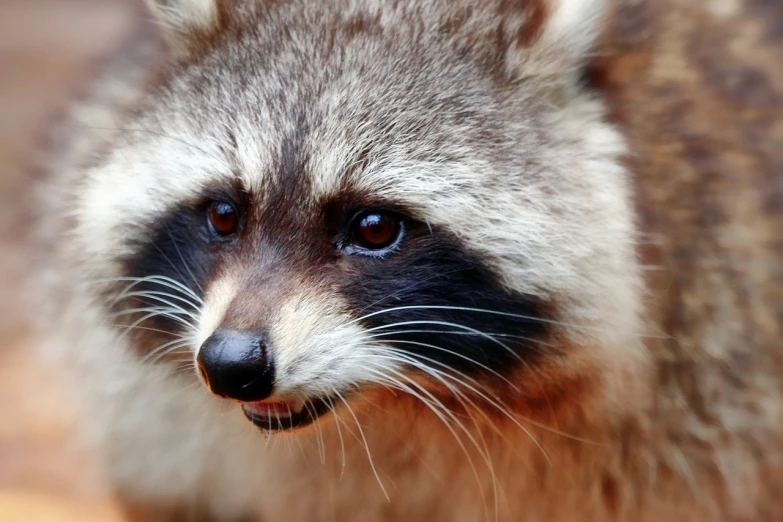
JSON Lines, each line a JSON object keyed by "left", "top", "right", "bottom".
{"left": 269, "top": 370, "right": 656, "bottom": 522}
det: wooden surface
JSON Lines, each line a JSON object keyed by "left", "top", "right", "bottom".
{"left": 0, "top": 1, "right": 136, "bottom": 520}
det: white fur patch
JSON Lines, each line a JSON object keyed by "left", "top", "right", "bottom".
{"left": 74, "top": 116, "right": 235, "bottom": 277}
{"left": 508, "top": 0, "right": 607, "bottom": 79}
{"left": 196, "top": 275, "right": 238, "bottom": 350}
{"left": 268, "top": 286, "right": 401, "bottom": 399}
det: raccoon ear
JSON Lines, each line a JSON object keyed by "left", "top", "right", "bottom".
{"left": 144, "top": 0, "right": 221, "bottom": 53}
{"left": 501, "top": 0, "right": 607, "bottom": 81}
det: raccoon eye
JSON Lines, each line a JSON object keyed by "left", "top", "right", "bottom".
{"left": 207, "top": 201, "right": 239, "bottom": 236}
{"left": 350, "top": 211, "right": 402, "bottom": 251}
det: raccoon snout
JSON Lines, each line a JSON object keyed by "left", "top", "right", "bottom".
{"left": 197, "top": 329, "right": 275, "bottom": 402}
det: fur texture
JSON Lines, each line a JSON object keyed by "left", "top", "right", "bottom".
{"left": 35, "top": 0, "right": 783, "bottom": 520}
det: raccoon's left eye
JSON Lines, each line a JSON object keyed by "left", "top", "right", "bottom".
{"left": 207, "top": 201, "right": 240, "bottom": 237}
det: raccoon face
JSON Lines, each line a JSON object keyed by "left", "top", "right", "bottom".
{"left": 74, "top": 0, "right": 643, "bottom": 432}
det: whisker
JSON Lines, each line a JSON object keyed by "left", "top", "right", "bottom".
{"left": 110, "top": 324, "right": 183, "bottom": 337}
{"left": 169, "top": 364, "right": 198, "bottom": 378}
{"left": 361, "top": 318, "right": 558, "bottom": 418}
{"left": 142, "top": 338, "right": 195, "bottom": 364}
{"left": 362, "top": 320, "right": 528, "bottom": 363}
{"left": 350, "top": 304, "right": 669, "bottom": 339}
{"left": 377, "top": 348, "right": 523, "bottom": 454}
{"left": 365, "top": 328, "right": 552, "bottom": 342}
{"left": 363, "top": 366, "right": 494, "bottom": 516}
{"left": 110, "top": 306, "right": 197, "bottom": 326}
{"left": 324, "top": 391, "right": 347, "bottom": 478}
{"left": 381, "top": 358, "right": 503, "bottom": 519}
{"left": 304, "top": 400, "right": 327, "bottom": 465}
{"left": 99, "top": 276, "right": 203, "bottom": 304}
{"left": 116, "top": 290, "right": 201, "bottom": 312}
{"left": 370, "top": 345, "right": 599, "bottom": 448}
{"left": 333, "top": 389, "right": 390, "bottom": 501}
{"left": 114, "top": 295, "right": 200, "bottom": 327}
{"left": 111, "top": 308, "right": 196, "bottom": 340}
{"left": 363, "top": 337, "right": 521, "bottom": 390}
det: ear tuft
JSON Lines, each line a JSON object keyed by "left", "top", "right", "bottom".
{"left": 145, "top": 0, "right": 220, "bottom": 53}
{"left": 502, "top": 0, "right": 607, "bottom": 81}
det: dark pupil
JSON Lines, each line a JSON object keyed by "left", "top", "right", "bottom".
{"left": 356, "top": 213, "right": 397, "bottom": 249}
{"left": 209, "top": 203, "right": 238, "bottom": 235}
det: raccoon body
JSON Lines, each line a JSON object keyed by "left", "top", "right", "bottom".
{"left": 36, "top": 0, "right": 783, "bottom": 520}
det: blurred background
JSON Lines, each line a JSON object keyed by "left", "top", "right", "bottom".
{"left": 0, "top": 1, "right": 138, "bottom": 519}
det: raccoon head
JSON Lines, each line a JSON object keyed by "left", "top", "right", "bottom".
{"left": 74, "top": 0, "right": 645, "bottom": 433}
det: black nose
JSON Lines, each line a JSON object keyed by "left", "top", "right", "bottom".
{"left": 197, "top": 329, "right": 275, "bottom": 402}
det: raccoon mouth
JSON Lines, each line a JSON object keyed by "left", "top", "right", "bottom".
{"left": 241, "top": 396, "right": 333, "bottom": 432}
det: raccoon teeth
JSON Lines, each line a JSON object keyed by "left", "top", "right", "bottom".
{"left": 290, "top": 399, "right": 306, "bottom": 415}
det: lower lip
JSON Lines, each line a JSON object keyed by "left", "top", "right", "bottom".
{"left": 241, "top": 397, "right": 331, "bottom": 432}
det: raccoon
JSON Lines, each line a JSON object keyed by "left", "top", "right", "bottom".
{"left": 36, "top": 0, "right": 783, "bottom": 520}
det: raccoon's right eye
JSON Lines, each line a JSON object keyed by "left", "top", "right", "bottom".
{"left": 348, "top": 211, "right": 403, "bottom": 253}
{"left": 207, "top": 201, "right": 240, "bottom": 237}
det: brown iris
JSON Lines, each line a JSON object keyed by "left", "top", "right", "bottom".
{"left": 208, "top": 201, "right": 239, "bottom": 236}
{"left": 352, "top": 212, "right": 401, "bottom": 250}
